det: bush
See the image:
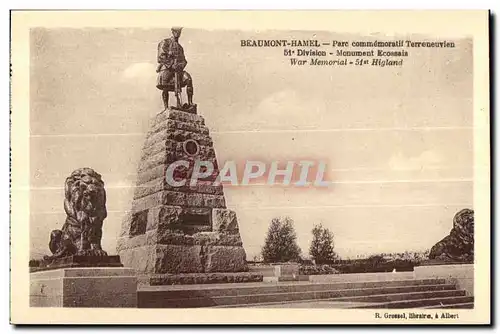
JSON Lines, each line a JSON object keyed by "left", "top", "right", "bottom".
{"left": 330, "top": 251, "right": 430, "bottom": 274}
{"left": 299, "top": 264, "right": 339, "bottom": 275}
{"left": 299, "top": 258, "right": 314, "bottom": 265}
{"left": 334, "top": 254, "right": 417, "bottom": 273}
{"left": 333, "top": 260, "right": 415, "bottom": 273}
{"left": 149, "top": 273, "right": 264, "bottom": 285}
{"left": 261, "top": 217, "right": 302, "bottom": 263}
{"left": 29, "top": 259, "right": 41, "bottom": 267}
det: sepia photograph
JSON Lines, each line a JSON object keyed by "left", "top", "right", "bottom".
{"left": 10, "top": 10, "right": 490, "bottom": 324}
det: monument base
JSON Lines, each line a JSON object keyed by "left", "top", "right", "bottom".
{"left": 414, "top": 263, "right": 474, "bottom": 296}
{"left": 30, "top": 255, "right": 123, "bottom": 273}
{"left": 118, "top": 243, "right": 248, "bottom": 274}
{"left": 170, "top": 103, "right": 197, "bottom": 114}
{"left": 118, "top": 106, "right": 250, "bottom": 276}
{"left": 262, "top": 263, "right": 307, "bottom": 282}
{"left": 30, "top": 267, "right": 137, "bottom": 308}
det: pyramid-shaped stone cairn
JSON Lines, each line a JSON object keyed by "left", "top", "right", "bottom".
{"left": 117, "top": 107, "right": 248, "bottom": 274}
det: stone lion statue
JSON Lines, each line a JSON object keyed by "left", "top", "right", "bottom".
{"left": 429, "top": 208, "right": 474, "bottom": 262}
{"left": 44, "top": 168, "right": 108, "bottom": 261}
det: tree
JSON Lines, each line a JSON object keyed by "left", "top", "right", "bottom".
{"left": 261, "top": 216, "right": 302, "bottom": 263}
{"left": 309, "top": 224, "right": 338, "bottom": 264}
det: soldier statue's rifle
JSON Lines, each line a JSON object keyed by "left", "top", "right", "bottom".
{"left": 173, "top": 60, "right": 183, "bottom": 107}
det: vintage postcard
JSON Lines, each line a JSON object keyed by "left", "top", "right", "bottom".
{"left": 10, "top": 10, "right": 490, "bottom": 324}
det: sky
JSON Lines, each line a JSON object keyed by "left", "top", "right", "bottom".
{"left": 29, "top": 28, "right": 473, "bottom": 260}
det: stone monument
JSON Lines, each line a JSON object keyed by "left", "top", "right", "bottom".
{"left": 117, "top": 28, "right": 249, "bottom": 280}
{"left": 30, "top": 168, "right": 137, "bottom": 307}
{"left": 117, "top": 110, "right": 249, "bottom": 275}
{"left": 429, "top": 208, "right": 474, "bottom": 262}
{"left": 414, "top": 208, "right": 475, "bottom": 297}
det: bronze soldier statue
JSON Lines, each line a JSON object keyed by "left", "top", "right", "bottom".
{"left": 156, "top": 27, "right": 194, "bottom": 110}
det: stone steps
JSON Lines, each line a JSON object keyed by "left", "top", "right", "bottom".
{"left": 423, "top": 302, "right": 475, "bottom": 309}
{"left": 139, "top": 279, "right": 445, "bottom": 299}
{"left": 213, "top": 289, "right": 467, "bottom": 309}
{"left": 352, "top": 295, "right": 474, "bottom": 309}
{"left": 241, "top": 296, "right": 474, "bottom": 309}
{"left": 146, "top": 285, "right": 457, "bottom": 308}
{"left": 137, "top": 279, "right": 474, "bottom": 308}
